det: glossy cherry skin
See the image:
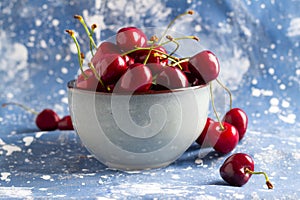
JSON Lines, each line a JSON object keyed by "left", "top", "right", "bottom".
{"left": 220, "top": 153, "right": 254, "bottom": 187}
{"left": 222, "top": 108, "right": 248, "bottom": 141}
{"left": 35, "top": 109, "right": 60, "bottom": 131}
{"left": 76, "top": 69, "right": 105, "bottom": 92}
{"left": 155, "top": 66, "right": 189, "bottom": 90}
{"left": 196, "top": 117, "right": 214, "bottom": 147}
{"left": 58, "top": 115, "right": 74, "bottom": 130}
{"left": 207, "top": 121, "right": 239, "bottom": 154}
{"left": 91, "top": 41, "right": 122, "bottom": 66}
{"left": 146, "top": 63, "right": 164, "bottom": 76}
{"left": 114, "top": 63, "right": 152, "bottom": 93}
{"left": 96, "top": 54, "right": 128, "bottom": 85}
{"left": 188, "top": 50, "right": 220, "bottom": 83}
{"left": 130, "top": 45, "right": 168, "bottom": 65}
{"left": 116, "top": 27, "right": 148, "bottom": 52}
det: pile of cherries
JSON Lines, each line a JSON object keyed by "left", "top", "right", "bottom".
{"left": 65, "top": 10, "right": 273, "bottom": 189}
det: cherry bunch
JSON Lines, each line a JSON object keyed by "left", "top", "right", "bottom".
{"left": 2, "top": 102, "right": 73, "bottom": 131}
{"left": 66, "top": 11, "right": 272, "bottom": 189}
{"left": 66, "top": 11, "right": 219, "bottom": 93}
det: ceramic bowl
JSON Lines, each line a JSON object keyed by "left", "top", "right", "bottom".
{"left": 67, "top": 28, "right": 210, "bottom": 170}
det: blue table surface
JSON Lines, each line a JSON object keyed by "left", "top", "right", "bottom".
{"left": 0, "top": 0, "right": 300, "bottom": 199}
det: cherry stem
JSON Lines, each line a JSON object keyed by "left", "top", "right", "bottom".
{"left": 245, "top": 168, "right": 274, "bottom": 189}
{"left": 158, "top": 10, "right": 194, "bottom": 44}
{"left": 90, "top": 24, "right": 97, "bottom": 57}
{"left": 2, "top": 102, "right": 39, "bottom": 115}
{"left": 74, "top": 15, "right": 97, "bottom": 50}
{"left": 209, "top": 82, "right": 224, "bottom": 130}
{"left": 171, "top": 58, "right": 190, "bottom": 70}
{"left": 65, "top": 30, "right": 88, "bottom": 79}
{"left": 166, "top": 35, "right": 180, "bottom": 57}
{"left": 216, "top": 79, "right": 232, "bottom": 110}
{"left": 88, "top": 62, "right": 110, "bottom": 92}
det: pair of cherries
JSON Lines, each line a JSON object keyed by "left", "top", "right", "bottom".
{"left": 2, "top": 102, "right": 74, "bottom": 131}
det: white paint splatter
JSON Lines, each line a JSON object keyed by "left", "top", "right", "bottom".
{"left": 0, "top": 187, "right": 33, "bottom": 199}
{"left": 23, "top": 136, "right": 34, "bottom": 147}
{"left": 0, "top": 172, "right": 11, "bottom": 181}
{"left": 287, "top": 18, "right": 300, "bottom": 37}
{"left": 1, "top": 144, "right": 22, "bottom": 156}
{"left": 41, "top": 175, "right": 51, "bottom": 180}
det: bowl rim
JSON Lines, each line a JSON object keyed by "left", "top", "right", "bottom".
{"left": 67, "top": 80, "right": 208, "bottom": 96}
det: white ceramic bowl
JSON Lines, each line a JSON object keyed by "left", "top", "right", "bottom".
{"left": 68, "top": 81, "right": 209, "bottom": 170}
{"left": 67, "top": 28, "right": 210, "bottom": 170}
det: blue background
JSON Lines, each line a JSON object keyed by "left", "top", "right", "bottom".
{"left": 0, "top": 0, "right": 299, "bottom": 199}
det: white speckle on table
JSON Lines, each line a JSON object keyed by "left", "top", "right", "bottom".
{"left": 41, "top": 175, "right": 52, "bottom": 181}
{"left": 171, "top": 174, "right": 180, "bottom": 180}
{"left": 23, "top": 136, "right": 34, "bottom": 147}
{"left": 0, "top": 187, "right": 33, "bottom": 199}
{"left": 0, "top": 173, "right": 11, "bottom": 182}
{"left": 1, "top": 144, "right": 22, "bottom": 156}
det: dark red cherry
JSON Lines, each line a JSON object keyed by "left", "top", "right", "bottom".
{"left": 96, "top": 54, "right": 128, "bottom": 85}
{"left": 114, "top": 63, "right": 152, "bottom": 93}
{"left": 146, "top": 63, "right": 164, "bottom": 76}
{"left": 196, "top": 117, "right": 214, "bottom": 147}
{"left": 130, "top": 45, "right": 168, "bottom": 65}
{"left": 220, "top": 153, "right": 254, "bottom": 187}
{"left": 76, "top": 69, "right": 105, "bottom": 92}
{"left": 35, "top": 109, "right": 60, "bottom": 131}
{"left": 92, "top": 41, "right": 121, "bottom": 66}
{"left": 188, "top": 50, "right": 220, "bottom": 83}
{"left": 116, "top": 27, "right": 148, "bottom": 52}
{"left": 222, "top": 108, "right": 248, "bottom": 141}
{"left": 207, "top": 121, "right": 239, "bottom": 154}
{"left": 58, "top": 115, "right": 74, "bottom": 130}
{"left": 122, "top": 55, "right": 135, "bottom": 66}
{"left": 155, "top": 66, "right": 189, "bottom": 90}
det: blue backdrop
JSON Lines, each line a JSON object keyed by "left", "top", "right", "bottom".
{"left": 0, "top": 0, "right": 299, "bottom": 199}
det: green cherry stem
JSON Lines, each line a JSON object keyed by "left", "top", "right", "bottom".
{"left": 2, "top": 102, "right": 39, "bottom": 115}
{"left": 216, "top": 78, "right": 233, "bottom": 110}
{"left": 87, "top": 62, "right": 109, "bottom": 92}
{"left": 209, "top": 82, "right": 224, "bottom": 130}
{"left": 244, "top": 168, "right": 274, "bottom": 189}
{"left": 158, "top": 10, "right": 194, "bottom": 44}
{"left": 65, "top": 30, "right": 88, "bottom": 79}
{"left": 74, "top": 15, "right": 97, "bottom": 50}
{"left": 90, "top": 24, "right": 97, "bottom": 57}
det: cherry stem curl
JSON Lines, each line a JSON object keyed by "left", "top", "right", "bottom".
{"left": 216, "top": 78, "right": 232, "bottom": 110}
{"left": 244, "top": 168, "right": 274, "bottom": 189}
{"left": 2, "top": 102, "right": 39, "bottom": 115}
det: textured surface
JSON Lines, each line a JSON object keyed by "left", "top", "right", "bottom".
{"left": 0, "top": 0, "right": 300, "bottom": 199}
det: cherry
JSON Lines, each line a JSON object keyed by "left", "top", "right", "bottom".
{"left": 145, "top": 63, "right": 164, "bottom": 76}
{"left": 155, "top": 66, "right": 189, "bottom": 90}
{"left": 35, "top": 109, "right": 60, "bottom": 131}
{"left": 122, "top": 54, "right": 135, "bottom": 66}
{"left": 188, "top": 50, "right": 220, "bottom": 84}
{"left": 114, "top": 63, "right": 152, "bottom": 93}
{"left": 222, "top": 108, "right": 248, "bottom": 141}
{"left": 196, "top": 117, "right": 214, "bottom": 147}
{"left": 116, "top": 27, "right": 148, "bottom": 52}
{"left": 58, "top": 115, "right": 74, "bottom": 130}
{"left": 207, "top": 121, "right": 239, "bottom": 154}
{"left": 91, "top": 41, "right": 122, "bottom": 67}
{"left": 76, "top": 69, "right": 105, "bottom": 92}
{"left": 130, "top": 45, "right": 168, "bottom": 65}
{"left": 95, "top": 53, "right": 128, "bottom": 85}
{"left": 220, "top": 153, "right": 273, "bottom": 189}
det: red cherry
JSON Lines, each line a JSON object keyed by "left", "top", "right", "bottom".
{"left": 130, "top": 45, "right": 168, "bottom": 65}
{"left": 222, "top": 108, "right": 248, "bottom": 141}
{"left": 207, "top": 121, "right": 239, "bottom": 154}
{"left": 145, "top": 63, "right": 164, "bottom": 76}
{"left": 188, "top": 50, "right": 220, "bottom": 83}
{"left": 155, "top": 66, "right": 189, "bottom": 90}
{"left": 35, "top": 109, "right": 60, "bottom": 131}
{"left": 116, "top": 27, "right": 148, "bottom": 52}
{"left": 96, "top": 54, "right": 128, "bottom": 85}
{"left": 58, "top": 115, "right": 74, "bottom": 130}
{"left": 76, "top": 69, "right": 105, "bottom": 92}
{"left": 220, "top": 153, "right": 273, "bottom": 189}
{"left": 196, "top": 117, "right": 214, "bottom": 147}
{"left": 122, "top": 55, "right": 135, "bottom": 66}
{"left": 220, "top": 153, "right": 254, "bottom": 187}
{"left": 91, "top": 41, "right": 122, "bottom": 66}
{"left": 114, "top": 63, "right": 152, "bottom": 93}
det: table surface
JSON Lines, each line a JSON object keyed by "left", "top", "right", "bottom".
{"left": 1, "top": 0, "right": 300, "bottom": 199}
